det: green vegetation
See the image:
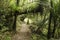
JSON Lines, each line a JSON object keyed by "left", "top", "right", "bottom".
{"left": 0, "top": 0, "right": 60, "bottom": 40}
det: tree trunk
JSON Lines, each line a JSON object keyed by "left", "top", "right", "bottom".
{"left": 52, "top": 17, "right": 57, "bottom": 38}
{"left": 13, "top": 11, "right": 18, "bottom": 32}
{"left": 47, "top": 0, "right": 54, "bottom": 39}
{"left": 47, "top": 13, "right": 52, "bottom": 39}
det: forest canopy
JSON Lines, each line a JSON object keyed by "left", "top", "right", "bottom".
{"left": 9, "top": 0, "right": 40, "bottom": 13}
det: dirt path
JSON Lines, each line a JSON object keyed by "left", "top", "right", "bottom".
{"left": 12, "top": 23, "right": 31, "bottom": 40}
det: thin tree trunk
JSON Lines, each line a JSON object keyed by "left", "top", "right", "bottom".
{"left": 13, "top": 11, "right": 17, "bottom": 32}
{"left": 16, "top": 0, "right": 19, "bottom": 6}
{"left": 47, "top": 13, "right": 52, "bottom": 39}
{"left": 12, "top": 0, "right": 19, "bottom": 32}
{"left": 47, "top": 0, "right": 54, "bottom": 39}
{"left": 52, "top": 17, "right": 57, "bottom": 38}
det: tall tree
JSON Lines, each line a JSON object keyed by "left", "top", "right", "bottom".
{"left": 13, "top": 0, "right": 19, "bottom": 32}
{"left": 47, "top": 0, "right": 53, "bottom": 39}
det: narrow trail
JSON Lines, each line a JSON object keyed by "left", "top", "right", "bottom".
{"left": 12, "top": 23, "right": 31, "bottom": 40}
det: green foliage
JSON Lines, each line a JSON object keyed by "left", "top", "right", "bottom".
{"left": 9, "top": 0, "right": 17, "bottom": 10}
{"left": 3, "top": 34, "right": 11, "bottom": 40}
{"left": 9, "top": 0, "right": 40, "bottom": 12}
{"left": 31, "top": 33, "right": 47, "bottom": 40}
{"left": 0, "top": 0, "right": 60, "bottom": 40}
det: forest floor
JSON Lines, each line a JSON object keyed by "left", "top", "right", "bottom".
{"left": 11, "top": 23, "right": 32, "bottom": 40}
